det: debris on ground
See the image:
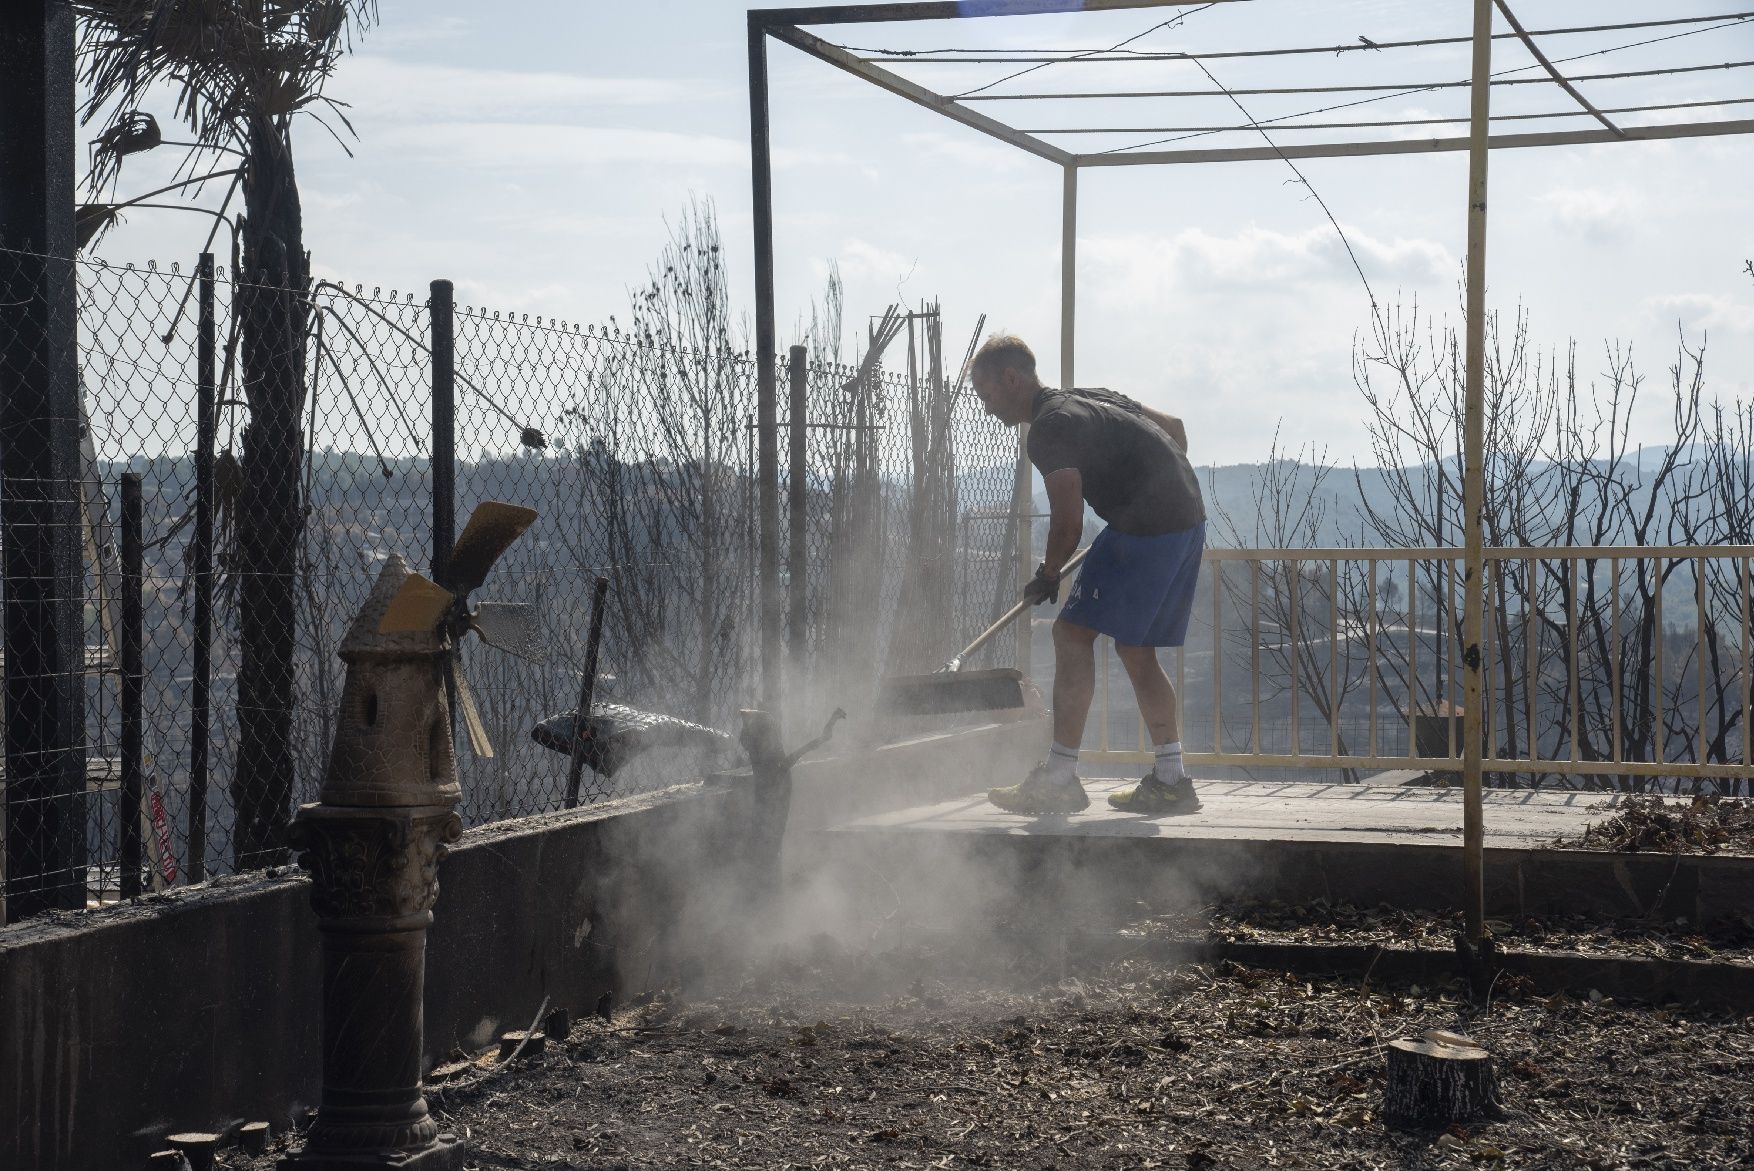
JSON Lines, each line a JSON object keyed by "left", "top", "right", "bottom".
{"left": 1555, "top": 794, "right": 1754, "bottom": 855}
{"left": 1146, "top": 898, "right": 1754, "bottom": 964}
{"left": 223, "top": 938, "right": 1753, "bottom": 1170}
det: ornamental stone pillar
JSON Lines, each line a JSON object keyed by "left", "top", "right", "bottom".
{"left": 283, "top": 555, "right": 464, "bottom": 1170}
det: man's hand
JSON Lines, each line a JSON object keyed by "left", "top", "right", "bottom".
{"left": 1023, "top": 563, "right": 1061, "bottom": 607}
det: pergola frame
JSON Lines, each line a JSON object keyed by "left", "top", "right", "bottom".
{"left": 746, "top": 0, "right": 1754, "bottom": 947}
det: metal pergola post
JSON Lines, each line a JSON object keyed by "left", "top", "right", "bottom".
{"left": 1059, "top": 163, "right": 1077, "bottom": 403}
{"left": 749, "top": 13, "right": 783, "bottom": 711}
{"left": 1460, "top": 0, "right": 1496, "bottom": 949}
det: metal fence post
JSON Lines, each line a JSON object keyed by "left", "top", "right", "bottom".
{"left": 430, "top": 280, "right": 457, "bottom": 746}
{"left": 430, "top": 279, "right": 456, "bottom": 583}
{"left": 1012, "top": 427, "right": 1033, "bottom": 676}
{"left": 565, "top": 576, "right": 611, "bottom": 809}
{"left": 0, "top": 0, "right": 89, "bottom": 918}
{"left": 119, "top": 473, "right": 143, "bottom": 899}
{"left": 787, "top": 345, "right": 808, "bottom": 667}
{"left": 189, "top": 250, "right": 215, "bottom": 882}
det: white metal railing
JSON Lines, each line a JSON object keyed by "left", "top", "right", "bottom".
{"left": 1079, "top": 546, "right": 1754, "bottom": 788}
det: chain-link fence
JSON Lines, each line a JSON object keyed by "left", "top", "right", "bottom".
{"left": 0, "top": 245, "right": 1022, "bottom": 918}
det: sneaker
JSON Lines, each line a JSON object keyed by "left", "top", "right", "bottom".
{"left": 1107, "top": 775, "right": 1201, "bottom": 814}
{"left": 988, "top": 762, "right": 1090, "bottom": 815}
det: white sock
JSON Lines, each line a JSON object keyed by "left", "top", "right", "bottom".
{"left": 1045, "top": 741, "right": 1080, "bottom": 783}
{"left": 1152, "top": 741, "right": 1185, "bottom": 785}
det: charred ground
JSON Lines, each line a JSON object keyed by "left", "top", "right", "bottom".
{"left": 233, "top": 929, "right": 1751, "bottom": 1171}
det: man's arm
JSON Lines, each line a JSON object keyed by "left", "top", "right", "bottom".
{"left": 1140, "top": 404, "right": 1188, "bottom": 453}
{"left": 1041, "top": 467, "right": 1085, "bottom": 579}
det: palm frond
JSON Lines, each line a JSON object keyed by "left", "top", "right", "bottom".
{"left": 74, "top": 203, "right": 124, "bottom": 250}
{"left": 86, "top": 109, "right": 161, "bottom": 192}
{"left": 74, "top": 1, "right": 378, "bottom": 192}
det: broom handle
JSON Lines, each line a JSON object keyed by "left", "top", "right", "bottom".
{"left": 953, "top": 545, "right": 1090, "bottom": 667}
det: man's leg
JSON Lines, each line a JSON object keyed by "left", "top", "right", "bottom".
{"left": 1051, "top": 618, "right": 1100, "bottom": 754}
{"left": 987, "top": 617, "right": 1097, "bottom": 812}
{"left": 1116, "top": 643, "right": 1194, "bottom": 794}
{"left": 1115, "top": 643, "right": 1179, "bottom": 746}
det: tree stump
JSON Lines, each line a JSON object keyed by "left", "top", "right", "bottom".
{"left": 1383, "top": 1030, "right": 1500, "bottom": 1125}
{"left": 498, "top": 1029, "right": 547, "bottom": 1062}
{"left": 164, "top": 1133, "right": 219, "bottom": 1171}
{"left": 238, "top": 1121, "right": 271, "bottom": 1157}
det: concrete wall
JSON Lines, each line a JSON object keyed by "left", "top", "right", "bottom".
{"left": 0, "top": 785, "right": 730, "bottom": 1171}
{"left": 0, "top": 719, "right": 1047, "bottom": 1171}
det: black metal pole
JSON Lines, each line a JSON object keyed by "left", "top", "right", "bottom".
{"left": 787, "top": 344, "right": 808, "bottom": 667}
{"left": 565, "top": 576, "right": 611, "bottom": 809}
{"left": 118, "top": 473, "right": 143, "bottom": 900}
{"left": 749, "top": 16, "right": 782, "bottom": 711}
{"left": 430, "top": 279, "right": 457, "bottom": 744}
{"left": 430, "top": 279, "right": 456, "bottom": 584}
{"left": 189, "top": 251, "right": 215, "bottom": 883}
{"left": 1, "top": 0, "right": 88, "bottom": 919}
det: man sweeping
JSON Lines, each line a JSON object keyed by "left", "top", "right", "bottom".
{"left": 971, "top": 335, "right": 1205, "bottom": 815}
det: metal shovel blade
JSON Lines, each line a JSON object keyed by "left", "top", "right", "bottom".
{"left": 471, "top": 601, "right": 546, "bottom": 663}
{"left": 445, "top": 501, "right": 538, "bottom": 595}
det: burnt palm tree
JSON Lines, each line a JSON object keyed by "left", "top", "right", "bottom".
{"left": 76, "top": 1, "right": 377, "bottom": 868}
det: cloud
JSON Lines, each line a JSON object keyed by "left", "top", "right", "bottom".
{"left": 372, "top": 122, "right": 749, "bottom": 170}
{"left": 836, "top": 237, "right": 918, "bottom": 286}
{"left": 366, "top": 17, "right": 474, "bottom": 51}
{"left": 1084, "top": 223, "right": 1451, "bottom": 303}
{"left": 898, "top": 131, "right": 1028, "bottom": 172}
{"left": 1538, "top": 187, "right": 1639, "bottom": 240}
{"left": 332, "top": 56, "right": 723, "bottom": 123}
{"left": 366, "top": 122, "right": 864, "bottom": 175}
{"left": 1384, "top": 105, "right": 1460, "bottom": 141}
{"left": 1643, "top": 292, "right": 1754, "bottom": 337}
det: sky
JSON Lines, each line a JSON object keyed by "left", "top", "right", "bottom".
{"left": 83, "top": 0, "right": 1754, "bottom": 466}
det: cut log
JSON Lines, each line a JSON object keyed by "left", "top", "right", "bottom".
{"left": 1383, "top": 1030, "right": 1500, "bottom": 1125}
{"left": 164, "top": 1133, "right": 220, "bottom": 1171}
{"left": 498, "top": 1029, "right": 547, "bottom": 1062}
{"left": 238, "top": 1121, "right": 270, "bottom": 1157}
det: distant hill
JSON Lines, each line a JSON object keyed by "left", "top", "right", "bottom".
{"left": 1022, "top": 444, "right": 1720, "bottom": 550}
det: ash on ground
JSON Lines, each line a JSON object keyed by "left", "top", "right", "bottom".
{"left": 238, "top": 932, "right": 1749, "bottom": 1170}
{"left": 1151, "top": 898, "right": 1754, "bottom": 965}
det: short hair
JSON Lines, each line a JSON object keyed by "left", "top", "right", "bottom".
{"left": 971, "top": 333, "right": 1036, "bottom": 379}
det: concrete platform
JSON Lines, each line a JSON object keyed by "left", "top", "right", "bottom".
{"left": 817, "top": 780, "right": 1754, "bottom": 927}
{"left": 836, "top": 778, "right": 1619, "bottom": 848}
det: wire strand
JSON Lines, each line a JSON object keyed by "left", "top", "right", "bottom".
{"left": 857, "top": 11, "right": 1754, "bottom": 67}
{"left": 1183, "top": 56, "right": 1380, "bottom": 317}
{"left": 961, "top": 58, "right": 1754, "bottom": 102}
{"left": 1020, "top": 96, "right": 1754, "bottom": 136}
{"left": 951, "top": 3, "right": 1220, "bottom": 101}
{"left": 1096, "top": 16, "right": 1754, "bottom": 156}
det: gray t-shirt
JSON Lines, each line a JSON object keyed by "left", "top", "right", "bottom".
{"left": 1026, "top": 387, "right": 1205, "bottom": 536}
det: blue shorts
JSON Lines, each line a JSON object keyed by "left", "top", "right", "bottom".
{"left": 1058, "top": 522, "right": 1205, "bottom": 648}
